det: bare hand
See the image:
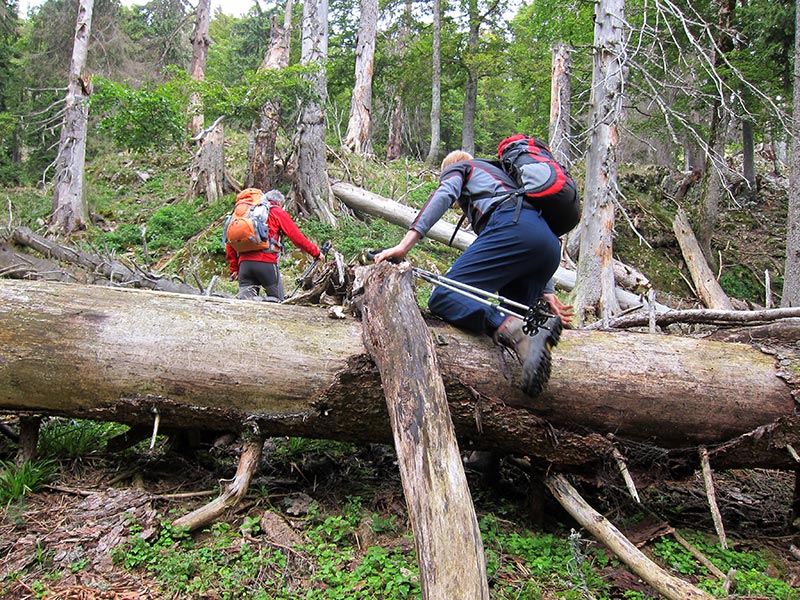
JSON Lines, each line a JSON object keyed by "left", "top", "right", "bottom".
{"left": 231, "top": 272, "right": 239, "bottom": 281}
{"left": 543, "top": 292, "right": 574, "bottom": 326}
{"left": 374, "top": 246, "right": 407, "bottom": 264}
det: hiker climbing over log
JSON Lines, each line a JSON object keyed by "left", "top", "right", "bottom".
{"left": 374, "top": 139, "right": 578, "bottom": 397}
{"left": 223, "top": 188, "right": 323, "bottom": 301}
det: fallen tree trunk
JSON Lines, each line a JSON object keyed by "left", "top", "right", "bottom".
{"left": 9, "top": 227, "right": 205, "bottom": 295}
{"left": 672, "top": 208, "right": 733, "bottom": 310}
{"left": 0, "top": 279, "right": 797, "bottom": 470}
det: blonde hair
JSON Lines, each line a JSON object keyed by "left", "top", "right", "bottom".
{"left": 440, "top": 150, "right": 473, "bottom": 171}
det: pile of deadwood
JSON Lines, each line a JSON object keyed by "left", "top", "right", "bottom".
{"left": 2, "top": 216, "right": 800, "bottom": 600}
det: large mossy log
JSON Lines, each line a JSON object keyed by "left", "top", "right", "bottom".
{"left": 0, "top": 279, "right": 796, "bottom": 470}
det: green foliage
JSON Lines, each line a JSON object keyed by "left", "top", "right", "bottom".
{"left": 652, "top": 533, "right": 797, "bottom": 599}
{"left": 370, "top": 513, "right": 399, "bottom": 536}
{"left": 200, "top": 65, "right": 317, "bottom": 126}
{"left": 480, "top": 515, "right": 612, "bottom": 599}
{"left": 2, "top": 185, "right": 51, "bottom": 229}
{"left": 719, "top": 265, "right": 763, "bottom": 304}
{"left": 121, "top": 0, "right": 193, "bottom": 71}
{"left": 97, "top": 194, "right": 227, "bottom": 257}
{"left": 92, "top": 74, "right": 189, "bottom": 151}
{"left": 0, "top": 458, "right": 56, "bottom": 505}
{"left": 269, "top": 437, "right": 358, "bottom": 468}
{"left": 205, "top": 7, "right": 277, "bottom": 86}
{"left": 38, "top": 418, "right": 128, "bottom": 459}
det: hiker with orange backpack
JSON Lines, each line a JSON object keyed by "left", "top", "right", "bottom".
{"left": 374, "top": 140, "right": 578, "bottom": 398}
{"left": 224, "top": 188, "right": 322, "bottom": 301}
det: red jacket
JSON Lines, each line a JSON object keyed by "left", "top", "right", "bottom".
{"left": 226, "top": 203, "right": 320, "bottom": 275}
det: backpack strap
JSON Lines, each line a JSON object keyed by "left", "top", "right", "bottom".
{"left": 447, "top": 212, "right": 468, "bottom": 247}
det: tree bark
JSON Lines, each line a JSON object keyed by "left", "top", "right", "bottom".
{"left": 783, "top": 0, "right": 800, "bottom": 308}
{"left": 362, "top": 262, "right": 489, "bottom": 599}
{"left": 741, "top": 117, "right": 756, "bottom": 201}
{"left": 549, "top": 43, "right": 573, "bottom": 166}
{"left": 189, "top": 117, "right": 226, "bottom": 202}
{"left": 572, "top": 0, "right": 624, "bottom": 326}
{"left": 424, "top": 0, "right": 442, "bottom": 168}
{"left": 672, "top": 208, "right": 734, "bottom": 310}
{"left": 697, "top": 0, "right": 735, "bottom": 265}
{"left": 294, "top": 0, "right": 337, "bottom": 225}
{"left": 51, "top": 0, "right": 93, "bottom": 234}
{"left": 0, "top": 279, "right": 796, "bottom": 471}
{"left": 247, "top": 3, "right": 293, "bottom": 190}
{"left": 460, "top": 0, "right": 480, "bottom": 156}
{"left": 384, "top": 0, "right": 412, "bottom": 162}
{"left": 188, "top": 0, "right": 211, "bottom": 138}
{"left": 343, "top": 0, "right": 377, "bottom": 156}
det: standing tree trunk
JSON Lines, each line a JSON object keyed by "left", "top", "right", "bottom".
{"left": 385, "top": 0, "right": 412, "bottom": 162}
{"left": 460, "top": 0, "right": 480, "bottom": 156}
{"left": 189, "top": 117, "right": 225, "bottom": 203}
{"left": 572, "top": 0, "right": 624, "bottom": 326}
{"left": 696, "top": 0, "right": 735, "bottom": 265}
{"left": 188, "top": 0, "right": 211, "bottom": 138}
{"left": 247, "top": 2, "right": 293, "bottom": 190}
{"left": 424, "top": 0, "right": 442, "bottom": 169}
{"left": 187, "top": 0, "right": 224, "bottom": 201}
{"left": 50, "top": 0, "right": 93, "bottom": 234}
{"left": 741, "top": 116, "right": 756, "bottom": 201}
{"left": 343, "top": 0, "right": 377, "bottom": 156}
{"left": 783, "top": 1, "right": 800, "bottom": 308}
{"left": 549, "top": 43, "right": 573, "bottom": 165}
{"left": 386, "top": 98, "right": 404, "bottom": 161}
{"left": 294, "top": 0, "right": 337, "bottom": 226}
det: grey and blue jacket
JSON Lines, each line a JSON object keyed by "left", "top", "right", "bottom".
{"left": 410, "top": 159, "right": 517, "bottom": 238}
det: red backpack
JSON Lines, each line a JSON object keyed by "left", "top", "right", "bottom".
{"left": 497, "top": 134, "right": 581, "bottom": 236}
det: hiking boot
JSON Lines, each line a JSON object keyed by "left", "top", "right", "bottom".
{"left": 493, "top": 315, "right": 563, "bottom": 397}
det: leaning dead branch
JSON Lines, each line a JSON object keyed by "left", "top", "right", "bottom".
{"left": 672, "top": 530, "right": 726, "bottom": 580}
{"left": 699, "top": 446, "right": 728, "bottom": 550}
{"left": 610, "top": 445, "right": 641, "bottom": 503}
{"left": 672, "top": 208, "right": 733, "bottom": 310}
{"left": 545, "top": 473, "right": 715, "bottom": 600}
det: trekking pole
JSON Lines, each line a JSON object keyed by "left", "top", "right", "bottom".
{"left": 367, "top": 251, "right": 555, "bottom": 334}
{"left": 288, "top": 240, "right": 332, "bottom": 298}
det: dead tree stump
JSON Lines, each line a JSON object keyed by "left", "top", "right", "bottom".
{"left": 362, "top": 262, "right": 489, "bottom": 599}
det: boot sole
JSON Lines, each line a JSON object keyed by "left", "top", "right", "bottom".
{"left": 520, "top": 317, "right": 562, "bottom": 397}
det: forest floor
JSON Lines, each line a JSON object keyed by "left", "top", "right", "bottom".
{"left": 1, "top": 431, "right": 800, "bottom": 599}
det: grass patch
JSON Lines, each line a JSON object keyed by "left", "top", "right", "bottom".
{"left": 0, "top": 459, "right": 56, "bottom": 505}
{"left": 38, "top": 418, "right": 128, "bottom": 459}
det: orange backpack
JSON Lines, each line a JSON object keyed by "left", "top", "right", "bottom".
{"left": 222, "top": 188, "right": 280, "bottom": 254}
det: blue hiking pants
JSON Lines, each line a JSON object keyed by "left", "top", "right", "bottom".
{"left": 428, "top": 203, "right": 561, "bottom": 336}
